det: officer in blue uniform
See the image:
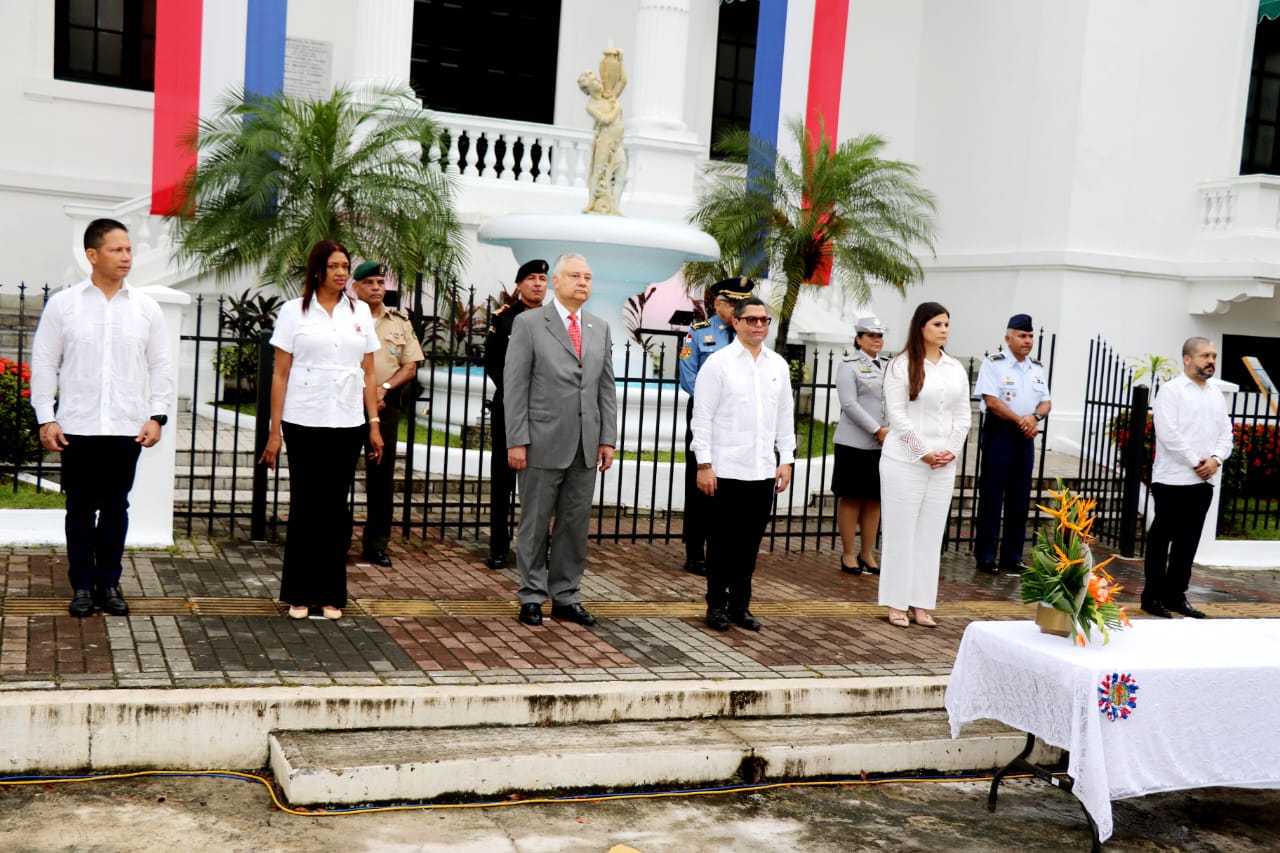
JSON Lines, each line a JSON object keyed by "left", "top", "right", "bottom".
{"left": 974, "top": 313, "right": 1052, "bottom": 574}
{"left": 677, "top": 276, "right": 755, "bottom": 575}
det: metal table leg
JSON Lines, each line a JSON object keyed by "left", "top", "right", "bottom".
{"left": 987, "top": 731, "right": 1103, "bottom": 852}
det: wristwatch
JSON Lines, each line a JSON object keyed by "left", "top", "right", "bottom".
{"left": 381, "top": 382, "right": 392, "bottom": 391}
{"left": 1033, "top": 413, "right": 1045, "bottom": 422}
{"left": 149, "top": 414, "right": 168, "bottom": 426}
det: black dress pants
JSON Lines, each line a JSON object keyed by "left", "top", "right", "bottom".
{"left": 683, "top": 399, "right": 711, "bottom": 561}
{"left": 61, "top": 435, "right": 142, "bottom": 592}
{"left": 974, "top": 420, "right": 1036, "bottom": 566}
{"left": 280, "top": 421, "right": 364, "bottom": 608}
{"left": 362, "top": 392, "right": 402, "bottom": 553}
{"left": 1143, "top": 481, "right": 1214, "bottom": 608}
{"left": 705, "top": 477, "right": 775, "bottom": 612}
{"left": 489, "top": 401, "right": 515, "bottom": 556}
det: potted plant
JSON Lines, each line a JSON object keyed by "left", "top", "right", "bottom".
{"left": 1020, "top": 480, "right": 1131, "bottom": 645}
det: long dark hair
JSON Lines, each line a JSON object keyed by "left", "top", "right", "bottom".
{"left": 302, "top": 240, "right": 351, "bottom": 313}
{"left": 897, "top": 301, "right": 949, "bottom": 401}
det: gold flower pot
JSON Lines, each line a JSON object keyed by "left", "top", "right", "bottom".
{"left": 1035, "top": 603, "right": 1073, "bottom": 637}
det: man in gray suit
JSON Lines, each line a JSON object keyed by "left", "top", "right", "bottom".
{"left": 504, "top": 253, "right": 617, "bottom": 626}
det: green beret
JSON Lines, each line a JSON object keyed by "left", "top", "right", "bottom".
{"left": 353, "top": 261, "right": 386, "bottom": 281}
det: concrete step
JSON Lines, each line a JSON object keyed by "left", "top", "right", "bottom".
{"left": 269, "top": 709, "right": 1058, "bottom": 806}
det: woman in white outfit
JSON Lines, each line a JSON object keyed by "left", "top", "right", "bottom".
{"left": 878, "top": 302, "right": 971, "bottom": 628}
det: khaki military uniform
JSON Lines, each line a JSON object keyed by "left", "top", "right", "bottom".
{"left": 363, "top": 307, "right": 424, "bottom": 554}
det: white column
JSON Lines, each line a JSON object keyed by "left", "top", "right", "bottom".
{"left": 127, "top": 286, "right": 191, "bottom": 548}
{"left": 629, "top": 0, "right": 691, "bottom": 137}
{"left": 350, "top": 0, "right": 415, "bottom": 91}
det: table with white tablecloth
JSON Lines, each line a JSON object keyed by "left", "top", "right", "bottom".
{"left": 945, "top": 619, "right": 1280, "bottom": 844}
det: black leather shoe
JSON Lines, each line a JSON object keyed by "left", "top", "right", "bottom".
{"left": 976, "top": 561, "right": 999, "bottom": 575}
{"left": 729, "top": 609, "right": 762, "bottom": 631}
{"left": 1142, "top": 601, "right": 1173, "bottom": 618}
{"left": 857, "top": 555, "right": 880, "bottom": 575}
{"left": 840, "top": 558, "right": 862, "bottom": 575}
{"left": 362, "top": 550, "right": 393, "bottom": 567}
{"left": 68, "top": 589, "right": 95, "bottom": 618}
{"left": 96, "top": 586, "right": 129, "bottom": 616}
{"left": 551, "top": 603, "right": 597, "bottom": 626}
{"left": 999, "top": 559, "right": 1023, "bottom": 573}
{"left": 705, "top": 607, "right": 730, "bottom": 631}
{"left": 484, "top": 552, "right": 507, "bottom": 570}
{"left": 1167, "top": 600, "right": 1207, "bottom": 619}
{"left": 683, "top": 558, "right": 707, "bottom": 576}
{"left": 518, "top": 603, "right": 543, "bottom": 626}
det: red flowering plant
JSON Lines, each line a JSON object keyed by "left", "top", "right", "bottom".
{"left": 1020, "top": 480, "right": 1131, "bottom": 646}
{"left": 0, "top": 356, "right": 40, "bottom": 466}
{"left": 1223, "top": 422, "right": 1280, "bottom": 501}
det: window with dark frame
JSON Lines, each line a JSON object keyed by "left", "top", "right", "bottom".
{"left": 54, "top": 0, "right": 157, "bottom": 92}
{"left": 1242, "top": 18, "right": 1280, "bottom": 174}
{"left": 409, "top": 0, "right": 560, "bottom": 124}
{"left": 710, "top": 0, "right": 758, "bottom": 158}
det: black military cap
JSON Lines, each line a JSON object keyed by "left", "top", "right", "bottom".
{"left": 515, "top": 259, "right": 549, "bottom": 282}
{"left": 709, "top": 277, "right": 756, "bottom": 300}
{"left": 1007, "top": 313, "right": 1034, "bottom": 332}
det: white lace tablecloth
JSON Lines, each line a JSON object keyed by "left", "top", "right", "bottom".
{"left": 945, "top": 619, "right": 1280, "bottom": 842}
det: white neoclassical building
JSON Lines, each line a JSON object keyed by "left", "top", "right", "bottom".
{"left": 1, "top": 0, "right": 1278, "bottom": 454}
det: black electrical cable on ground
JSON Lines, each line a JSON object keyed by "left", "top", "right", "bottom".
{"left": 0, "top": 768, "right": 1055, "bottom": 817}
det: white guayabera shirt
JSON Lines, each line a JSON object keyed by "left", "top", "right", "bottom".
{"left": 690, "top": 339, "right": 796, "bottom": 481}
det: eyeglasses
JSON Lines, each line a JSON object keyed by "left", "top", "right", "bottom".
{"left": 738, "top": 316, "right": 772, "bottom": 326}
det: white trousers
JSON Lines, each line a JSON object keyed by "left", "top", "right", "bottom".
{"left": 877, "top": 455, "right": 957, "bottom": 611}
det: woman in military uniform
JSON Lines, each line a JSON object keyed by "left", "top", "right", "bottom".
{"left": 832, "top": 316, "right": 889, "bottom": 575}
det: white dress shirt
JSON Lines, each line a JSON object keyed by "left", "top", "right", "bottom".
{"left": 882, "top": 351, "right": 972, "bottom": 463}
{"left": 690, "top": 339, "right": 796, "bottom": 481}
{"left": 1151, "top": 373, "right": 1234, "bottom": 486}
{"left": 29, "top": 278, "right": 174, "bottom": 436}
{"left": 270, "top": 296, "right": 380, "bottom": 428}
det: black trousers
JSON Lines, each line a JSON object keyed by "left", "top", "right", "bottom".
{"left": 974, "top": 420, "right": 1036, "bottom": 565}
{"left": 362, "top": 392, "right": 402, "bottom": 553}
{"left": 683, "top": 399, "right": 711, "bottom": 561}
{"left": 1143, "top": 481, "right": 1214, "bottom": 607}
{"left": 705, "top": 477, "right": 775, "bottom": 612}
{"left": 61, "top": 435, "right": 142, "bottom": 592}
{"left": 280, "top": 421, "right": 364, "bottom": 608}
{"left": 489, "top": 400, "right": 515, "bottom": 556}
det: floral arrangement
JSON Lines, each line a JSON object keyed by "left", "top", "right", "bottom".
{"left": 0, "top": 356, "right": 40, "bottom": 466}
{"left": 1020, "top": 480, "right": 1130, "bottom": 646}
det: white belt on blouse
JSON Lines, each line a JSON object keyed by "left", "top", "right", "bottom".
{"left": 303, "top": 364, "right": 365, "bottom": 401}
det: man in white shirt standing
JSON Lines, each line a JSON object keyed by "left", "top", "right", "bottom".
{"left": 30, "top": 218, "right": 175, "bottom": 618}
{"left": 691, "top": 297, "right": 796, "bottom": 632}
{"left": 1142, "top": 336, "right": 1233, "bottom": 619}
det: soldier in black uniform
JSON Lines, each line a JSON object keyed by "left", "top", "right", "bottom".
{"left": 483, "top": 259, "right": 549, "bottom": 569}
{"left": 677, "top": 276, "right": 755, "bottom": 575}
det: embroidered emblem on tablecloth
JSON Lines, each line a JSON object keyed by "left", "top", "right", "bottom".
{"left": 1098, "top": 672, "right": 1139, "bottom": 722}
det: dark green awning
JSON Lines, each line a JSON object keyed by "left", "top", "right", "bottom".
{"left": 1262, "top": 0, "right": 1280, "bottom": 22}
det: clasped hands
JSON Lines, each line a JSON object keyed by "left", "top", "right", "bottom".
{"left": 921, "top": 449, "right": 955, "bottom": 470}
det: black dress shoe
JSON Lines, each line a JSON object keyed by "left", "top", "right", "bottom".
{"left": 1167, "top": 600, "right": 1207, "bottom": 619}
{"left": 362, "top": 550, "right": 393, "bottom": 567}
{"left": 518, "top": 603, "right": 543, "bottom": 626}
{"left": 705, "top": 607, "right": 730, "bottom": 631}
{"left": 729, "top": 609, "right": 762, "bottom": 631}
{"left": 551, "top": 602, "right": 597, "bottom": 626}
{"left": 68, "top": 589, "right": 96, "bottom": 618}
{"left": 840, "top": 558, "right": 862, "bottom": 575}
{"left": 976, "top": 561, "right": 999, "bottom": 575}
{"left": 484, "top": 553, "right": 507, "bottom": 570}
{"left": 1142, "top": 601, "right": 1173, "bottom": 618}
{"left": 858, "top": 555, "right": 880, "bottom": 576}
{"left": 683, "top": 558, "right": 707, "bottom": 576}
{"left": 999, "top": 559, "right": 1023, "bottom": 573}
{"left": 96, "top": 585, "right": 129, "bottom": 616}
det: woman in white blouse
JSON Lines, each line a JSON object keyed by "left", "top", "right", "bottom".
{"left": 260, "top": 240, "right": 384, "bottom": 620}
{"left": 878, "top": 302, "right": 971, "bottom": 628}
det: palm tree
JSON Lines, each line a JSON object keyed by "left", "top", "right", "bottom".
{"left": 690, "top": 119, "right": 936, "bottom": 355}
{"left": 168, "top": 85, "right": 463, "bottom": 293}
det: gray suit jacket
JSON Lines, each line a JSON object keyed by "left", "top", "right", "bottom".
{"left": 503, "top": 305, "right": 617, "bottom": 469}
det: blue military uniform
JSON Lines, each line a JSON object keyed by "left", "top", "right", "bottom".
{"left": 676, "top": 277, "right": 754, "bottom": 573}
{"left": 973, "top": 319, "right": 1052, "bottom": 571}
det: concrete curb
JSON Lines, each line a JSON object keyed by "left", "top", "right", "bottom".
{"left": 2, "top": 676, "right": 948, "bottom": 773}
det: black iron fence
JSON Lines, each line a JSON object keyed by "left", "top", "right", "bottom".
{"left": 1219, "top": 389, "right": 1280, "bottom": 537}
{"left": 6, "top": 279, "right": 1071, "bottom": 557}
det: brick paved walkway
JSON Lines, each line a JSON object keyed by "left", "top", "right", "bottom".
{"left": 1, "top": 535, "right": 1277, "bottom": 690}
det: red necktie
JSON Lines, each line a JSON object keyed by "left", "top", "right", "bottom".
{"left": 568, "top": 313, "right": 582, "bottom": 358}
